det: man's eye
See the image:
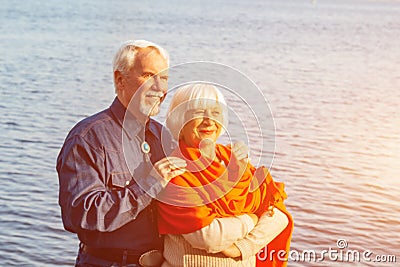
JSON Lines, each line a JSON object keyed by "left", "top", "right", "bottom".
{"left": 212, "top": 111, "right": 221, "bottom": 116}
{"left": 160, "top": 76, "right": 168, "bottom": 81}
{"left": 142, "top": 73, "right": 153, "bottom": 79}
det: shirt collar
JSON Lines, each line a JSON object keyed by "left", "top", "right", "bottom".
{"left": 146, "top": 119, "right": 161, "bottom": 140}
{"left": 110, "top": 97, "right": 144, "bottom": 140}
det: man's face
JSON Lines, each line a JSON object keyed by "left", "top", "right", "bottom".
{"left": 120, "top": 47, "right": 168, "bottom": 117}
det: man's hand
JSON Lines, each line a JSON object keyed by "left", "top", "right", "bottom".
{"left": 151, "top": 157, "right": 187, "bottom": 183}
{"left": 226, "top": 141, "right": 249, "bottom": 175}
{"left": 228, "top": 141, "right": 249, "bottom": 162}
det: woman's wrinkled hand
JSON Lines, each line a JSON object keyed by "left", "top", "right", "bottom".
{"left": 222, "top": 244, "right": 242, "bottom": 258}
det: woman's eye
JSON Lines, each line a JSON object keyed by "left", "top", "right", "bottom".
{"left": 193, "top": 110, "right": 205, "bottom": 115}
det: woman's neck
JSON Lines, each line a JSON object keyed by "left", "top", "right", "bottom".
{"left": 199, "top": 139, "right": 216, "bottom": 161}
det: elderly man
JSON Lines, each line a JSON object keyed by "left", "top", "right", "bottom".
{"left": 56, "top": 40, "right": 186, "bottom": 267}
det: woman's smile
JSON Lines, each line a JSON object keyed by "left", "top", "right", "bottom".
{"left": 180, "top": 106, "right": 223, "bottom": 148}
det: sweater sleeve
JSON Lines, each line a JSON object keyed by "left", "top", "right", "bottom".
{"left": 182, "top": 214, "right": 255, "bottom": 253}
{"left": 234, "top": 208, "right": 289, "bottom": 260}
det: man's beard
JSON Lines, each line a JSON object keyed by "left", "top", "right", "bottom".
{"left": 139, "top": 99, "right": 161, "bottom": 117}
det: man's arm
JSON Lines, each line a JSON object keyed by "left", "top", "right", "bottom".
{"left": 57, "top": 135, "right": 184, "bottom": 233}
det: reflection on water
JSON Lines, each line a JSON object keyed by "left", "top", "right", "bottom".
{"left": 1, "top": 0, "right": 399, "bottom": 266}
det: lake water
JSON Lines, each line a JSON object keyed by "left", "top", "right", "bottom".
{"left": 0, "top": 0, "right": 399, "bottom": 266}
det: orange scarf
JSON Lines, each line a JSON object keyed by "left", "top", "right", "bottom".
{"left": 157, "top": 142, "right": 293, "bottom": 266}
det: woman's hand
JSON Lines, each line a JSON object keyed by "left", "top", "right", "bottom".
{"left": 222, "top": 244, "right": 242, "bottom": 258}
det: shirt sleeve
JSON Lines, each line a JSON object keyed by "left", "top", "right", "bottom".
{"left": 182, "top": 214, "right": 255, "bottom": 253}
{"left": 234, "top": 208, "right": 289, "bottom": 260}
{"left": 57, "top": 135, "right": 163, "bottom": 233}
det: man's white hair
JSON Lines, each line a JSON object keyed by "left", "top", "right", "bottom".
{"left": 166, "top": 83, "right": 229, "bottom": 141}
{"left": 112, "top": 40, "right": 169, "bottom": 91}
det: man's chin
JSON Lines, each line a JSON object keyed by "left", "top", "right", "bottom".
{"left": 140, "top": 105, "right": 160, "bottom": 117}
{"left": 149, "top": 109, "right": 160, "bottom": 117}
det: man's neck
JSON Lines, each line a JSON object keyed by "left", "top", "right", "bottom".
{"left": 130, "top": 108, "right": 149, "bottom": 125}
{"left": 118, "top": 96, "right": 149, "bottom": 125}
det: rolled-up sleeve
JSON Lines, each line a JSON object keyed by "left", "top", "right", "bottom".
{"left": 57, "top": 135, "right": 160, "bottom": 233}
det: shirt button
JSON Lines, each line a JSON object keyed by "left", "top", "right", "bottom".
{"left": 125, "top": 180, "right": 130, "bottom": 186}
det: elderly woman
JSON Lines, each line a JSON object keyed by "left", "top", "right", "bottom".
{"left": 157, "top": 84, "right": 293, "bottom": 267}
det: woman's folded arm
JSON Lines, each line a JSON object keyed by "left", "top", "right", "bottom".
{"left": 182, "top": 214, "right": 255, "bottom": 253}
{"left": 231, "top": 208, "right": 289, "bottom": 260}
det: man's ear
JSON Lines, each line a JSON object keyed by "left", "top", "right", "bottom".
{"left": 114, "top": 70, "right": 124, "bottom": 91}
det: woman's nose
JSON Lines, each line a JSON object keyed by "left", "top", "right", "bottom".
{"left": 202, "top": 117, "right": 213, "bottom": 125}
{"left": 202, "top": 113, "right": 216, "bottom": 125}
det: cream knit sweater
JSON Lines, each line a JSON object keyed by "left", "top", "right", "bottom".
{"left": 162, "top": 234, "right": 256, "bottom": 267}
{"left": 161, "top": 208, "right": 289, "bottom": 267}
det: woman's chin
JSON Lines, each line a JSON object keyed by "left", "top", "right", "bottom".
{"left": 199, "top": 138, "right": 215, "bottom": 147}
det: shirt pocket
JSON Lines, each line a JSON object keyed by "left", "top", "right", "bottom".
{"left": 108, "top": 172, "right": 133, "bottom": 190}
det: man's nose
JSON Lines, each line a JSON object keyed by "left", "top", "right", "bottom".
{"left": 151, "top": 76, "right": 167, "bottom": 92}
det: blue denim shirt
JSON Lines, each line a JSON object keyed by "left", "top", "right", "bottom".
{"left": 56, "top": 97, "right": 175, "bottom": 253}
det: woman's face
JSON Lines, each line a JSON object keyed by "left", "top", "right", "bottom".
{"left": 180, "top": 104, "right": 224, "bottom": 148}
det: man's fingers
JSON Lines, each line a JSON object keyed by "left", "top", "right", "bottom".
{"left": 233, "top": 145, "right": 247, "bottom": 155}
{"left": 230, "top": 144, "right": 248, "bottom": 161}
{"left": 153, "top": 157, "right": 187, "bottom": 182}
{"left": 154, "top": 157, "right": 187, "bottom": 170}
{"left": 167, "top": 168, "right": 187, "bottom": 179}
{"left": 167, "top": 158, "right": 187, "bottom": 168}
{"left": 232, "top": 142, "right": 247, "bottom": 153}
{"left": 158, "top": 157, "right": 187, "bottom": 166}
{"left": 235, "top": 154, "right": 248, "bottom": 161}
